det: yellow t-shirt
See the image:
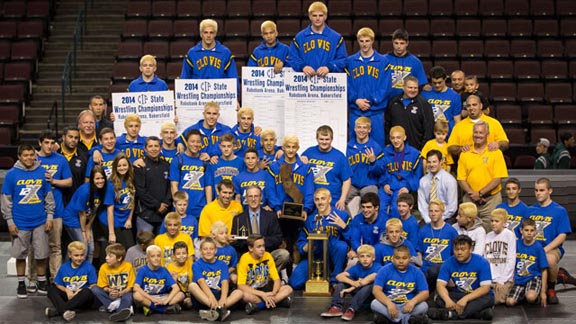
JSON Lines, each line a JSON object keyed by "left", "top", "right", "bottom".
{"left": 457, "top": 146, "right": 508, "bottom": 195}
{"left": 237, "top": 251, "right": 279, "bottom": 289}
{"left": 154, "top": 232, "right": 195, "bottom": 267}
{"left": 448, "top": 114, "right": 509, "bottom": 148}
{"left": 97, "top": 260, "right": 135, "bottom": 290}
{"left": 420, "top": 139, "right": 454, "bottom": 171}
{"left": 198, "top": 200, "right": 243, "bottom": 237}
{"left": 166, "top": 258, "right": 193, "bottom": 293}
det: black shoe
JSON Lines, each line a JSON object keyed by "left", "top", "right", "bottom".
{"left": 479, "top": 307, "right": 493, "bottom": 320}
{"left": 373, "top": 313, "right": 393, "bottom": 324}
{"left": 557, "top": 267, "right": 576, "bottom": 286}
{"left": 409, "top": 314, "right": 430, "bottom": 324}
{"left": 165, "top": 304, "right": 181, "bottom": 314}
{"left": 44, "top": 307, "right": 58, "bottom": 318}
{"left": 17, "top": 283, "right": 27, "bottom": 299}
{"left": 427, "top": 308, "right": 449, "bottom": 320}
{"left": 26, "top": 281, "right": 37, "bottom": 294}
{"left": 277, "top": 296, "right": 293, "bottom": 308}
{"left": 109, "top": 308, "right": 132, "bottom": 322}
{"left": 547, "top": 288, "right": 560, "bottom": 304}
{"left": 37, "top": 280, "right": 48, "bottom": 295}
{"left": 216, "top": 306, "right": 231, "bottom": 321}
{"left": 245, "top": 302, "right": 258, "bottom": 315}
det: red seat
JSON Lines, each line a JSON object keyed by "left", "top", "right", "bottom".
{"left": 429, "top": 0, "right": 453, "bottom": 16}
{"left": 505, "top": 0, "right": 530, "bottom": 16}
{"left": 403, "top": 0, "right": 428, "bottom": 17}
{"left": 151, "top": 1, "right": 176, "bottom": 18}
{"left": 479, "top": 0, "right": 504, "bottom": 16}
{"left": 533, "top": 19, "right": 559, "bottom": 37}
{"left": 537, "top": 40, "right": 564, "bottom": 58}
{"left": 557, "top": 0, "right": 576, "bottom": 16}
{"left": 226, "top": 0, "right": 251, "bottom": 18}
{"left": 0, "top": 127, "right": 13, "bottom": 146}
{"left": 166, "top": 61, "right": 183, "bottom": 82}
{"left": 353, "top": 0, "right": 378, "bottom": 17}
{"left": 154, "top": 62, "right": 166, "bottom": 79}
{"left": 560, "top": 18, "right": 576, "bottom": 37}
{"left": 2, "top": 2, "right": 26, "bottom": 19}
{"left": 460, "top": 61, "right": 487, "bottom": 79}
{"left": 0, "top": 104, "right": 21, "bottom": 124}
{"left": 405, "top": 40, "right": 430, "bottom": 58}
{"left": 430, "top": 18, "right": 455, "bottom": 37}
{"left": 169, "top": 40, "right": 194, "bottom": 60}
{"left": 173, "top": 20, "right": 198, "bottom": 39}
{"left": 431, "top": 40, "right": 457, "bottom": 59}
{"left": 125, "top": 1, "right": 151, "bottom": 18}
{"left": 554, "top": 105, "right": 576, "bottom": 125}
{"left": 116, "top": 42, "right": 142, "bottom": 61}
{"left": 176, "top": 1, "right": 201, "bottom": 18}
{"left": 458, "top": 40, "right": 483, "bottom": 58}
{"left": 352, "top": 19, "right": 377, "bottom": 38}
{"left": 276, "top": 19, "right": 301, "bottom": 38}
{"left": 484, "top": 40, "right": 509, "bottom": 58}
{"left": 482, "top": 19, "right": 507, "bottom": 37}
{"left": 0, "top": 84, "right": 25, "bottom": 104}
{"left": 530, "top": 128, "right": 556, "bottom": 144}
{"left": 112, "top": 62, "right": 139, "bottom": 82}
{"left": 331, "top": 19, "right": 353, "bottom": 39}
{"left": 143, "top": 41, "right": 169, "bottom": 62}
{"left": 403, "top": 19, "right": 429, "bottom": 38}
{"left": 224, "top": 20, "right": 250, "bottom": 38}
{"left": 541, "top": 61, "right": 568, "bottom": 80}
{"left": 487, "top": 61, "right": 513, "bottom": 80}
{"left": 0, "top": 21, "right": 17, "bottom": 40}
{"left": 276, "top": 0, "right": 302, "bottom": 17}
{"left": 122, "top": 20, "right": 147, "bottom": 40}
{"left": 490, "top": 82, "right": 517, "bottom": 102}
{"left": 454, "top": 0, "right": 478, "bottom": 16}
{"left": 545, "top": 83, "right": 573, "bottom": 104}
{"left": 456, "top": 19, "right": 481, "bottom": 38}
{"left": 4, "top": 61, "right": 33, "bottom": 82}
{"left": 148, "top": 20, "right": 173, "bottom": 40}
{"left": 17, "top": 21, "right": 45, "bottom": 40}
{"left": 0, "top": 156, "right": 15, "bottom": 168}
{"left": 202, "top": 0, "right": 226, "bottom": 17}
{"left": 514, "top": 60, "right": 541, "bottom": 80}
{"left": 517, "top": 83, "right": 545, "bottom": 103}
{"left": 565, "top": 40, "right": 576, "bottom": 58}
{"left": 10, "top": 41, "right": 38, "bottom": 62}
{"left": 510, "top": 40, "right": 536, "bottom": 59}
{"left": 507, "top": 19, "right": 532, "bottom": 37}
{"left": 531, "top": 0, "right": 555, "bottom": 16}
{"left": 0, "top": 41, "right": 11, "bottom": 61}
{"left": 378, "top": 19, "right": 404, "bottom": 37}
{"left": 226, "top": 40, "right": 248, "bottom": 59}
{"left": 494, "top": 104, "right": 523, "bottom": 125}
{"left": 252, "top": 0, "right": 276, "bottom": 17}
{"left": 513, "top": 155, "right": 536, "bottom": 169}
{"left": 504, "top": 128, "right": 527, "bottom": 145}
{"left": 26, "top": 1, "right": 51, "bottom": 19}
{"left": 526, "top": 104, "right": 554, "bottom": 126}
{"left": 379, "top": 0, "right": 403, "bottom": 16}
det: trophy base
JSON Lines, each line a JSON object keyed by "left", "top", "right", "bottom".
{"left": 303, "top": 279, "right": 331, "bottom": 297}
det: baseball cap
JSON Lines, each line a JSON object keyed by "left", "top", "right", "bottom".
{"left": 537, "top": 138, "right": 550, "bottom": 147}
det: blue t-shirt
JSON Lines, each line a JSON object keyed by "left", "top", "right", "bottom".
{"left": 210, "top": 156, "right": 244, "bottom": 196}
{"left": 135, "top": 264, "right": 176, "bottom": 295}
{"left": 400, "top": 215, "right": 420, "bottom": 248}
{"left": 417, "top": 223, "right": 459, "bottom": 272}
{"left": 302, "top": 145, "right": 352, "bottom": 202}
{"left": 54, "top": 260, "right": 97, "bottom": 291}
{"left": 177, "top": 121, "right": 234, "bottom": 158}
{"left": 108, "top": 180, "right": 134, "bottom": 227}
{"left": 438, "top": 254, "right": 493, "bottom": 294}
{"left": 128, "top": 75, "right": 169, "bottom": 92}
{"left": 496, "top": 200, "right": 528, "bottom": 239}
{"left": 169, "top": 153, "right": 211, "bottom": 218}
{"left": 63, "top": 182, "right": 114, "bottom": 229}
{"left": 192, "top": 258, "right": 230, "bottom": 294}
{"left": 525, "top": 201, "right": 572, "bottom": 255}
{"left": 216, "top": 245, "right": 238, "bottom": 268}
{"left": 514, "top": 240, "right": 549, "bottom": 285}
{"left": 233, "top": 169, "right": 268, "bottom": 206}
{"left": 85, "top": 149, "right": 121, "bottom": 178}
{"left": 159, "top": 214, "right": 198, "bottom": 240}
{"left": 421, "top": 88, "right": 462, "bottom": 136}
{"left": 345, "top": 211, "right": 389, "bottom": 251}
{"left": 374, "top": 240, "right": 418, "bottom": 266}
{"left": 383, "top": 52, "right": 428, "bottom": 98}
{"left": 38, "top": 153, "right": 72, "bottom": 218}
{"left": 297, "top": 208, "right": 349, "bottom": 257}
{"left": 1, "top": 165, "right": 53, "bottom": 230}
{"left": 374, "top": 263, "right": 429, "bottom": 304}
{"left": 232, "top": 124, "right": 260, "bottom": 157}
{"left": 346, "top": 262, "right": 381, "bottom": 281}
{"left": 161, "top": 147, "right": 177, "bottom": 165}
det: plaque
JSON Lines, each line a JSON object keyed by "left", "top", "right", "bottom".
{"left": 280, "top": 202, "right": 305, "bottom": 221}
{"left": 234, "top": 225, "right": 248, "bottom": 240}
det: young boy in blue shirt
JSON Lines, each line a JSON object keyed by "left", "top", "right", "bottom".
{"left": 210, "top": 133, "right": 244, "bottom": 197}
{"left": 45, "top": 241, "right": 98, "bottom": 322}
{"left": 429, "top": 235, "right": 494, "bottom": 321}
{"left": 507, "top": 218, "right": 549, "bottom": 307}
{"left": 212, "top": 221, "right": 239, "bottom": 284}
{"left": 128, "top": 54, "right": 169, "bottom": 92}
{"left": 85, "top": 128, "right": 120, "bottom": 180}
{"left": 248, "top": 20, "right": 290, "bottom": 73}
{"left": 133, "top": 245, "right": 184, "bottom": 316}
{"left": 190, "top": 237, "right": 244, "bottom": 321}
{"left": 234, "top": 148, "right": 269, "bottom": 207}
{"left": 396, "top": 193, "right": 420, "bottom": 248}
{"left": 321, "top": 245, "right": 381, "bottom": 321}
{"left": 232, "top": 107, "right": 261, "bottom": 157}
{"left": 371, "top": 245, "right": 430, "bottom": 324}
{"left": 375, "top": 218, "right": 420, "bottom": 267}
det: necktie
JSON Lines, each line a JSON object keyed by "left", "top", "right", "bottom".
{"left": 430, "top": 176, "right": 438, "bottom": 201}
{"left": 251, "top": 213, "right": 259, "bottom": 234}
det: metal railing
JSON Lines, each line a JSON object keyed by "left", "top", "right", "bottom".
{"left": 46, "top": 100, "right": 59, "bottom": 135}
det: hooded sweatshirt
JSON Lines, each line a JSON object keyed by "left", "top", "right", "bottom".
{"left": 452, "top": 217, "right": 486, "bottom": 256}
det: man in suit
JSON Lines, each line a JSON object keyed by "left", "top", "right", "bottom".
{"left": 230, "top": 185, "right": 290, "bottom": 273}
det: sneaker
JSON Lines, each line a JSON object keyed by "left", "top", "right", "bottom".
{"left": 129, "top": 305, "right": 134, "bottom": 315}
{"left": 26, "top": 281, "right": 37, "bottom": 294}
{"left": 37, "top": 280, "right": 48, "bottom": 295}
{"left": 408, "top": 314, "right": 430, "bottom": 324}
{"left": 547, "top": 288, "right": 559, "bottom": 304}
{"left": 216, "top": 306, "right": 231, "bottom": 321}
{"left": 199, "top": 309, "right": 219, "bottom": 321}
{"left": 277, "top": 295, "right": 293, "bottom": 308}
{"left": 427, "top": 307, "right": 449, "bottom": 320}
{"left": 320, "top": 305, "right": 343, "bottom": 317}
{"left": 142, "top": 306, "right": 152, "bottom": 317}
{"left": 245, "top": 302, "right": 259, "bottom": 315}
{"left": 478, "top": 307, "right": 493, "bottom": 321}
{"left": 98, "top": 306, "right": 108, "bottom": 313}
{"left": 341, "top": 308, "right": 355, "bottom": 321}
{"left": 17, "top": 284, "right": 28, "bottom": 299}
{"left": 374, "top": 313, "right": 393, "bottom": 324}
{"left": 557, "top": 267, "right": 576, "bottom": 286}
{"left": 109, "top": 308, "right": 132, "bottom": 322}
{"left": 44, "top": 307, "right": 58, "bottom": 318}
{"left": 62, "top": 310, "right": 76, "bottom": 322}
{"left": 165, "top": 304, "right": 182, "bottom": 314}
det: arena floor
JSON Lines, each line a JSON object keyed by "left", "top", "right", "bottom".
{"left": 0, "top": 240, "right": 575, "bottom": 323}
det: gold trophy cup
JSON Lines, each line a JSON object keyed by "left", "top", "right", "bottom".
{"left": 304, "top": 230, "right": 330, "bottom": 296}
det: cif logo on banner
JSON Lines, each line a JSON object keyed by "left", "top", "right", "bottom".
{"left": 137, "top": 94, "right": 148, "bottom": 105}
{"left": 201, "top": 81, "right": 211, "bottom": 92}
{"left": 266, "top": 69, "right": 285, "bottom": 79}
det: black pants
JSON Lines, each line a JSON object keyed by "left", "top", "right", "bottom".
{"left": 435, "top": 290, "right": 495, "bottom": 319}
{"left": 47, "top": 285, "right": 100, "bottom": 314}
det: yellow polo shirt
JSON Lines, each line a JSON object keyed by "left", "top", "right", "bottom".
{"left": 448, "top": 114, "right": 509, "bottom": 148}
{"left": 457, "top": 146, "right": 508, "bottom": 195}
{"left": 198, "top": 200, "right": 243, "bottom": 237}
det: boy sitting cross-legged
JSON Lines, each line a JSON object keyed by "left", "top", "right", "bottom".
{"left": 133, "top": 245, "right": 184, "bottom": 316}
{"left": 321, "top": 244, "right": 381, "bottom": 321}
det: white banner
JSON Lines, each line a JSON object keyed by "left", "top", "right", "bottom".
{"left": 283, "top": 72, "right": 348, "bottom": 154}
{"left": 111, "top": 91, "right": 175, "bottom": 137}
{"left": 174, "top": 78, "right": 238, "bottom": 133}
{"left": 241, "top": 67, "right": 292, "bottom": 138}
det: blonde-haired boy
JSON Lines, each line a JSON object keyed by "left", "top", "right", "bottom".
{"left": 453, "top": 202, "right": 486, "bottom": 256}
{"left": 233, "top": 107, "right": 261, "bottom": 157}
{"left": 154, "top": 212, "right": 194, "bottom": 266}
{"left": 129, "top": 54, "right": 168, "bottom": 92}
{"left": 485, "top": 208, "right": 517, "bottom": 304}
{"left": 117, "top": 113, "right": 146, "bottom": 163}
{"left": 211, "top": 221, "right": 239, "bottom": 284}
{"left": 321, "top": 244, "right": 381, "bottom": 320}
{"left": 374, "top": 218, "right": 420, "bottom": 267}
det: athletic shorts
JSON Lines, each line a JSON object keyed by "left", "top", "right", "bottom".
{"left": 507, "top": 277, "right": 542, "bottom": 303}
{"left": 11, "top": 224, "right": 49, "bottom": 259}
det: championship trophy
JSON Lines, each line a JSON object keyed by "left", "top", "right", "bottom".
{"left": 304, "top": 215, "right": 331, "bottom": 296}
{"left": 233, "top": 216, "right": 248, "bottom": 240}
{"left": 279, "top": 164, "right": 305, "bottom": 221}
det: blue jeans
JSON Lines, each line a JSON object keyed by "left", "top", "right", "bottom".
{"left": 331, "top": 283, "right": 374, "bottom": 311}
{"left": 65, "top": 226, "right": 94, "bottom": 263}
{"left": 91, "top": 286, "right": 133, "bottom": 312}
{"left": 371, "top": 300, "right": 428, "bottom": 324}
